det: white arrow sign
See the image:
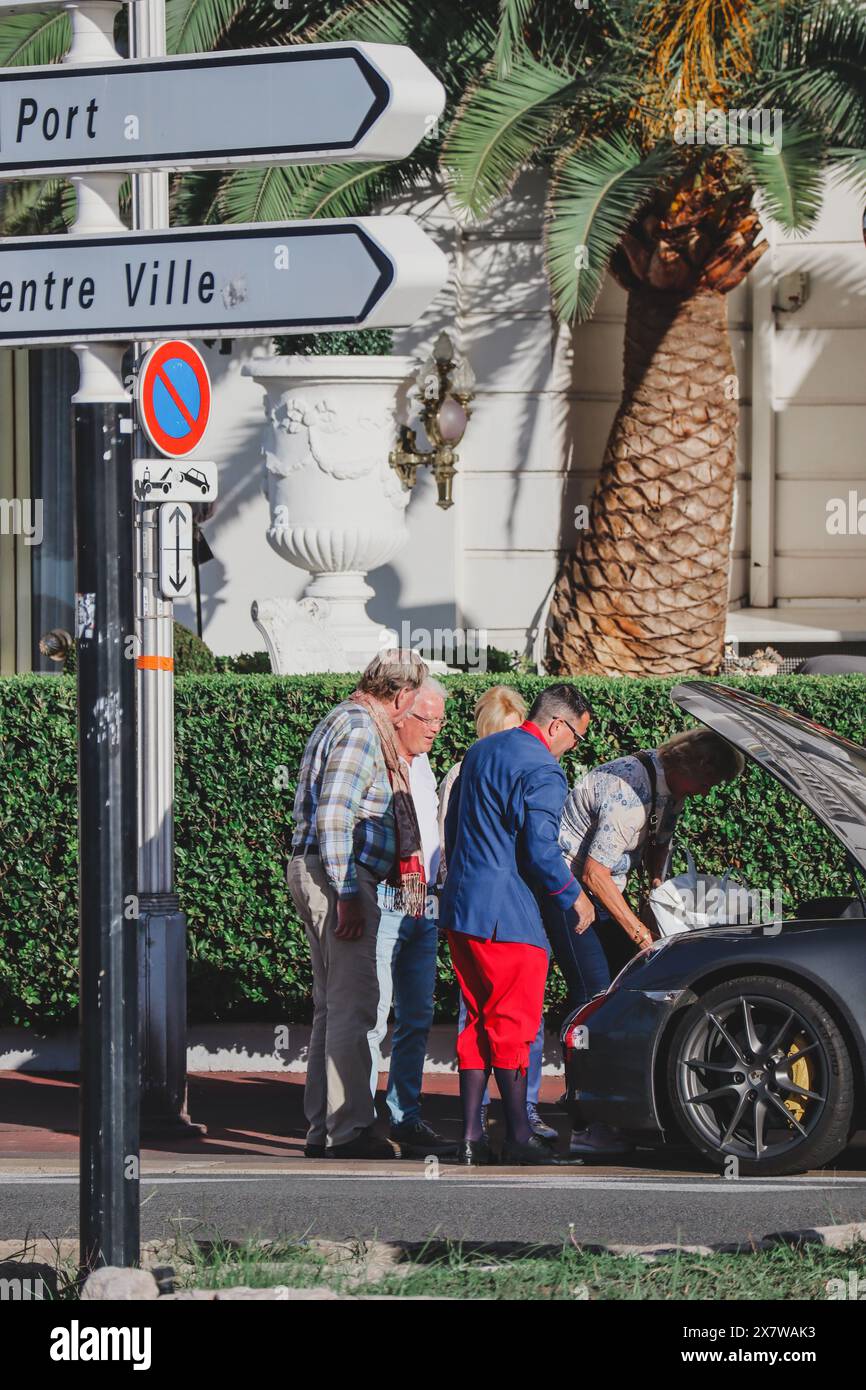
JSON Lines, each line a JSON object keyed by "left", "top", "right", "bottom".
{"left": 0, "top": 216, "right": 448, "bottom": 347}
{"left": 158, "top": 502, "right": 193, "bottom": 599}
{"left": 0, "top": 42, "right": 445, "bottom": 177}
{"left": 134, "top": 459, "right": 217, "bottom": 504}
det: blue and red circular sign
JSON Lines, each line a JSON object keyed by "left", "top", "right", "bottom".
{"left": 137, "top": 340, "right": 211, "bottom": 458}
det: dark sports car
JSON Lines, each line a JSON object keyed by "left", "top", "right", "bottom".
{"left": 560, "top": 681, "right": 866, "bottom": 1176}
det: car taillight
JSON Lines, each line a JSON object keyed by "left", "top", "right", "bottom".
{"left": 562, "top": 994, "right": 609, "bottom": 1052}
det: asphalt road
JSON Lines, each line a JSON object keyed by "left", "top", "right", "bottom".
{"left": 4, "top": 1164, "right": 866, "bottom": 1247}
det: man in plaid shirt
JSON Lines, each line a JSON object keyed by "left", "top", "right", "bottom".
{"left": 288, "top": 649, "right": 428, "bottom": 1159}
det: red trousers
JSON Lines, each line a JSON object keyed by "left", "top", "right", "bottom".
{"left": 448, "top": 930, "right": 548, "bottom": 1072}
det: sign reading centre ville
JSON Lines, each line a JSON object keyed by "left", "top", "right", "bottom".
{"left": 0, "top": 217, "right": 449, "bottom": 346}
{"left": 0, "top": 43, "right": 445, "bottom": 177}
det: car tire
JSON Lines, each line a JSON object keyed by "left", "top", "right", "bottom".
{"left": 666, "top": 975, "right": 854, "bottom": 1176}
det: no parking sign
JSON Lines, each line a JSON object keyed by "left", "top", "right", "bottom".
{"left": 136, "top": 340, "right": 211, "bottom": 458}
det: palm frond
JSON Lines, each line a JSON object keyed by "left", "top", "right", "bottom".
{"left": 494, "top": 0, "right": 532, "bottom": 76}
{"left": 442, "top": 53, "right": 581, "bottom": 220}
{"left": 171, "top": 170, "right": 226, "bottom": 226}
{"left": 738, "top": 121, "right": 825, "bottom": 234}
{"left": 277, "top": 159, "right": 428, "bottom": 220}
{"left": 749, "top": 0, "right": 866, "bottom": 147}
{"left": 216, "top": 154, "right": 426, "bottom": 224}
{"left": 166, "top": 0, "right": 247, "bottom": 54}
{"left": 216, "top": 166, "right": 300, "bottom": 224}
{"left": 307, "top": 0, "right": 497, "bottom": 107}
{"left": 0, "top": 177, "right": 72, "bottom": 235}
{"left": 0, "top": 10, "right": 70, "bottom": 66}
{"left": 544, "top": 133, "right": 678, "bottom": 321}
{"left": 826, "top": 145, "right": 866, "bottom": 199}
{"left": 304, "top": 0, "right": 416, "bottom": 45}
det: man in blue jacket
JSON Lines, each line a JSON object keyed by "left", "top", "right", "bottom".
{"left": 439, "top": 684, "right": 594, "bottom": 1165}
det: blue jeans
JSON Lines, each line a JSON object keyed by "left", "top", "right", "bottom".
{"left": 456, "top": 995, "right": 545, "bottom": 1107}
{"left": 368, "top": 897, "right": 438, "bottom": 1128}
{"left": 541, "top": 897, "right": 612, "bottom": 1011}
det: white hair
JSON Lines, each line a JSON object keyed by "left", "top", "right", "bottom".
{"left": 420, "top": 676, "right": 449, "bottom": 701}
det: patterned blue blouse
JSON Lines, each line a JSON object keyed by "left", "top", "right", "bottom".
{"left": 559, "top": 751, "right": 683, "bottom": 890}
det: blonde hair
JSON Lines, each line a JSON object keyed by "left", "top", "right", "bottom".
{"left": 658, "top": 727, "right": 745, "bottom": 783}
{"left": 474, "top": 685, "right": 527, "bottom": 739}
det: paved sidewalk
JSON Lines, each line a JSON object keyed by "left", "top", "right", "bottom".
{"left": 0, "top": 1069, "right": 563, "bottom": 1168}
{"left": 4, "top": 1072, "right": 865, "bottom": 1182}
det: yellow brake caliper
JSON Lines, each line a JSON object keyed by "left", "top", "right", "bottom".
{"left": 785, "top": 1033, "right": 813, "bottom": 1125}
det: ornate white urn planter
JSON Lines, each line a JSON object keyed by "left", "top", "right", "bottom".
{"left": 243, "top": 355, "right": 413, "bottom": 672}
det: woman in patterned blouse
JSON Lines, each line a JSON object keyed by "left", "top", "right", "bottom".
{"left": 550, "top": 728, "right": 744, "bottom": 1158}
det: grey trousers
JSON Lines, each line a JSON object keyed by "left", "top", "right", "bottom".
{"left": 287, "top": 853, "right": 381, "bottom": 1148}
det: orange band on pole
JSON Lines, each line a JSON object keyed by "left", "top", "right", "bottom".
{"left": 136, "top": 655, "right": 174, "bottom": 671}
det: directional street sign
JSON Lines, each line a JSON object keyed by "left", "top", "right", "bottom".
{"left": 0, "top": 0, "right": 140, "bottom": 10}
{"left": 0, "top": 216, "right": 448, "bottom": 347}
{"left": 0, "top": 43, "right": 445, "bottom": 177}
{"left": 158, "top": 502, "right": 193, "bottom": 599}
{"left": 133, "top": 459, "right": 217, "bottom": 504}
{"left": 136, "top": 341, "right": 211, "bottom": 458}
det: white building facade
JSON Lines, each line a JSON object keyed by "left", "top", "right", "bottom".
{"left": 1, "top": 171, "right": 864, "bottom": 671}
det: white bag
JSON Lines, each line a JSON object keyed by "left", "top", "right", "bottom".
{"left": 648, "top": 849, "right": 754, "bottom": 937}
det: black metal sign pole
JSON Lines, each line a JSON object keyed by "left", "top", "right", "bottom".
{"left": 74, "top": 341, "right": 139, "bottom": 1271}
{"left": 64, "top": 1, "right": 140, "bottom": 1274}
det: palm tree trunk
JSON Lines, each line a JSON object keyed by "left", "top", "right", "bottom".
{"left": 547, "top": 286, "right": 738, "bottom": 676}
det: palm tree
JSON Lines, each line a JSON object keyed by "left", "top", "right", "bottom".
{"left": 6, "top": 2, "right": 865, "bottom": 678}
{"left": 441, "top": 0, "right": 866, "bottom": 675}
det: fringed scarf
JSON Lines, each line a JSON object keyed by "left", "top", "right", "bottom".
{"left": 350, "top": 690, "right": 427, "bottom": 917}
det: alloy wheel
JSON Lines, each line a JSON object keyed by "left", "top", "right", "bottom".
{"left": 674, "top": 994, "right": 828, "bottom": 1162}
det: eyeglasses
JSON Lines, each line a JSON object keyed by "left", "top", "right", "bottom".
{"left": 408, "top": 712, "right": 445, "bottom": 730}
{"left": 555, "top": 716, "right": 584, "bottom": 746}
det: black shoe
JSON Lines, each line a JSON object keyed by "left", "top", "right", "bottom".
{"left": 452, "top": 1138, "right": 498, "bottom": 1166}
{"left": 500, "top": 1134, "right": 563, "bottom": 1166}
{"left": 526, "top": 1103, "right": 558, "bottom": 1144}
{"left": 325, "top": 1126, "right": 395, "bottom": 1161}
{"left": 389, "top": 1120, "right": 459, "bottom": 1159}
{"left": 303, "top": 1141, "right": 326, "bottom": 1158}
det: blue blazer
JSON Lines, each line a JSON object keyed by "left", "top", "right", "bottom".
{"left": 439, "top": 725, "right": 581, "bottom": 950}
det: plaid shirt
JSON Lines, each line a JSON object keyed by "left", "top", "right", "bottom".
{"left": 291, "top": 700, "right": 395, "bottom": 898}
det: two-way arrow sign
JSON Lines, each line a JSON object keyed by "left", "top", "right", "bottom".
{"left": 0, "top": 42, "right": 445, "bottom": 177}
{"left": 0, "top": 216, "right": 448, "bottom": 346}
{"left": 158, "top": 502, "right": 193, "bottom": 599}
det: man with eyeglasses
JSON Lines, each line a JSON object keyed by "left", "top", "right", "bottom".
{"left": 439, "top": 683, "right": 595, "bottom": 1165}
{"left": 367, "top": 677, "right": 458, "bottom": 1159}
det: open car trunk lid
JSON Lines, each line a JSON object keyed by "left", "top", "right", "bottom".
{"left": 671, "top": 681, "right": 866, "bottom": 876}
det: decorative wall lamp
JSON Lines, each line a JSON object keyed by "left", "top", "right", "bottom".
{"left": 389, "top": 331, "right": 476, "bottom": 509}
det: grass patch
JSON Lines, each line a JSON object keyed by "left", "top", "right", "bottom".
{"left": 172, "top": 1235, "right": 866, "bottom": 1301}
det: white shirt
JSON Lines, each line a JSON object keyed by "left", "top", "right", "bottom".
{"left": 407, "top": 753, "right": 441, "bottom": 883}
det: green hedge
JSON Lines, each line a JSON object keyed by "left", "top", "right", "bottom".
{"left": 1, "top": 673, "right": 864, "bottom": 1030}
{"left": 64, "top": 621, "right": 219, "bottom": 676}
